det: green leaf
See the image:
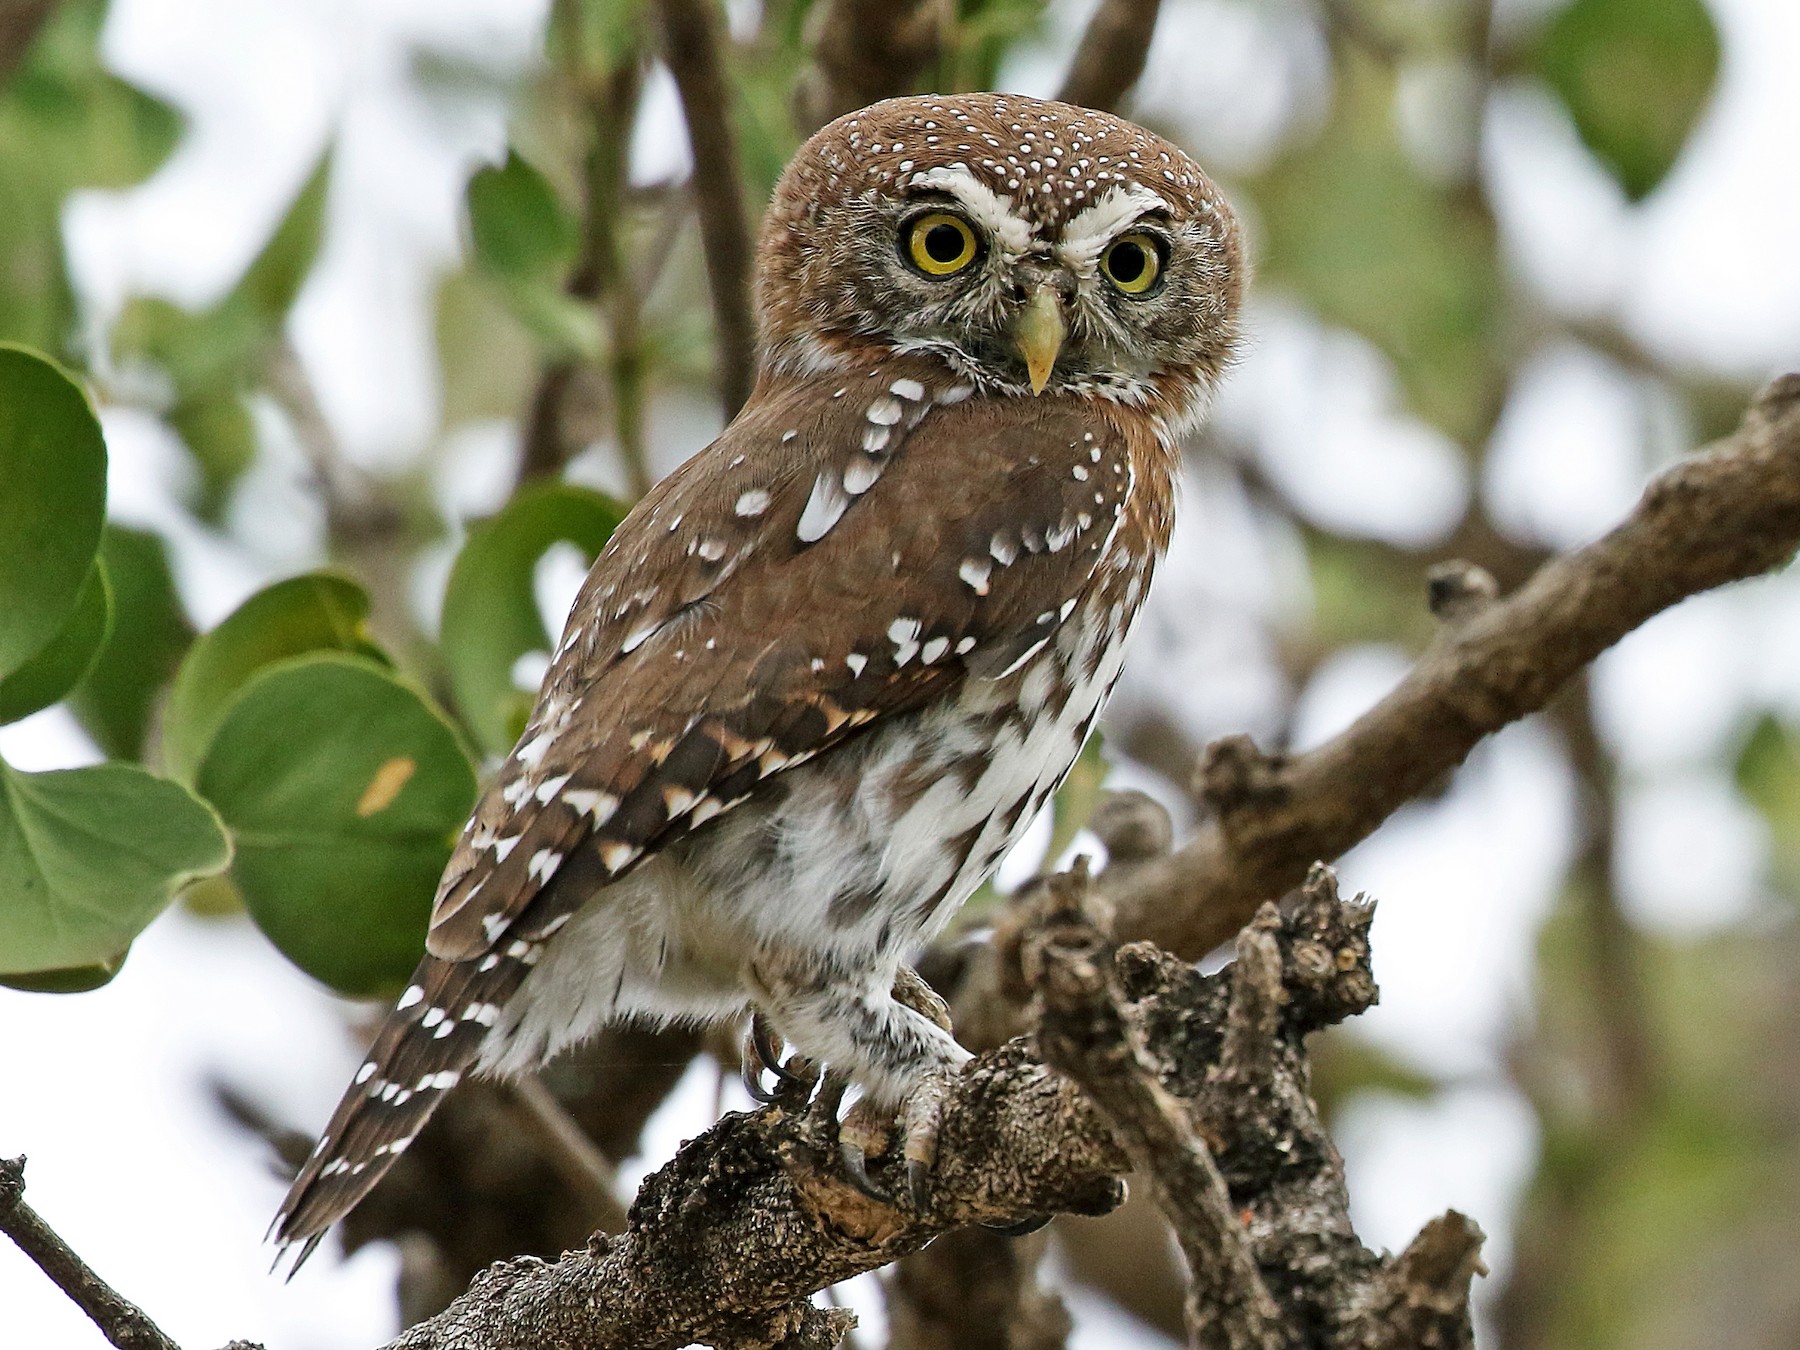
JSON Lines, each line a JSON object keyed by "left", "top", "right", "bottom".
{"left": 65, "top": 526, "right": 195, "bottom": 760}
{"left": 0, "top": 758, "right": 231, "bottom": 987}
{"left": 467, "top": 150, "right": 578, "bottom": 283}
{"left": 196, "top": 653, "right": 478, "bottom": 997}
{"left": 0, "top": 0, "right": 182, "bottom": 355}
{"left": 1735, "top": 714, "right": 1800, "bottom": 897}
{"left": 464, "top": 151, "right": 599, "bottom": 358}
{"left": 1245, "top": 59, "right": 1502, "bottom": 445}
{"left": 442, "top": 482, "right": 623, "bottom": 754}
{"left": 1532, "top": 0, "right": 1720, "bottom": 201}
{"left": 0, "top": 344, "right": 108, "bottom": 680}
{"left": 162, "top": 572, "right": 387, "bottom": 783}
{"left": 239, "top": 151, "right": 333, "bottom": 318}
{"left": 109, "top": 151, "right": 331, "bottom": 510}
{"left": 0, "top": 559, "right": 112, "bottom": 725}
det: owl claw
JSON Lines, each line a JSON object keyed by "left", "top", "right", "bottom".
{"left": 898, "top": 1067, "right": 956, "bottom": 1216}
{"left": 980, "top": 1214, "right": 1052, "bottom": 1237}
{"left": 742, "top": 1014, "right": 813, "bottom": 1103}
{"left": 839, "top": 1137, "right": 887, "bottom": 1202}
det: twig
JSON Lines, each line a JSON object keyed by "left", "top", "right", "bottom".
{"left": 521, "top": 15, "right": 649, "bottom": 491}
{"left": 793, "top": 0, "right": 943, "bottom": 133}
{"left": 1056, "top": 0, "right": 1162, "bottom": 113}
{"left": 0, "top": 1155, "right": 187, "bottom": 1350}
{"left": 0, "top": 0, "right": 58, "bottom": 84}
{"left": 501, "top": 1076, "right": 630, "bottom": 1234}
{"left": 655, "top": 0, "right": 757, "bottom": 419}
{"left": 1100, "top": 374, "right": 1800, "bottom": 961}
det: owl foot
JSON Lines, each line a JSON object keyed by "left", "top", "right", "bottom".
{"left": 742, "top": 1012, "right": 814, "bottom": 1105}
{"left": 836, "top": 1066, "right": 958, "bottom": 1214}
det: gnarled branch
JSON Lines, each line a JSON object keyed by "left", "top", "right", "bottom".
{"left": 1101, "top": 373, "right": 1800, "bottom": 961}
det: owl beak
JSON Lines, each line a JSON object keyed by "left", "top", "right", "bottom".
{"left": 1014, "top": 286, "right": 1066, "bottom": 396}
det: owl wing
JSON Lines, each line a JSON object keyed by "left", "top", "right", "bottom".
{"left": 272, "top": 363, "right": 1140, "bottom": 1264}
{"left": 425, "top": 363, "right": 1136, "bottom": 961}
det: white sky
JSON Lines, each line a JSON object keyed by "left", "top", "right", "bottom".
{"left": 5, "top": 0, "right": 1800, "bottom": 1345}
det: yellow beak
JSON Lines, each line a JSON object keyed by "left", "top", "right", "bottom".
{"left": 1014, "top": 286, "right": 1066, "bottom": 396}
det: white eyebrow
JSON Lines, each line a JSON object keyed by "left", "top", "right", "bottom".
{"left": 1056, "top": 184, "right": 1169, "bottom": 270}
{"left": 907, "top": 165, "right": 1035, "bottom": 254}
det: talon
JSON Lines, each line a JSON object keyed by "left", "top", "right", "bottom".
{"left": 840, "top": 1138, "right": 888, "bottom": 1202}
{"left": 981, "top": 1214, "right": 1052, "bottom": 1237}
{"left": 753, "top": 1013, "right": 813, "bottom": 1093}
{"left": 741, "top": 1045, "right": 781, "bottom": 1104}
{"left": 898, "top": 1067, "right": 958, "bottom": 1216}
{"left": 743, "top": 1016, "right": 812, "bottom": 1104}
{"left": 906, "top": 1156, "right": 931, "bottom": 1214}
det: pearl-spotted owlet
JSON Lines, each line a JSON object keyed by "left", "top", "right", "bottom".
{"left": 274, "top": 91, "right": 1241, "bottom": 1265}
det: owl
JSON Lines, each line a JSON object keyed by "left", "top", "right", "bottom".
{"left": 273, "top": 91, "right": 1242, "bottom": 1264}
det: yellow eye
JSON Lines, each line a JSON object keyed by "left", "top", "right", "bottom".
{"left": 906, "top": 212, "right": 979, "bottom": 276}
{"left": 1101, "top": 232, "right": 1161, "bottom": 294}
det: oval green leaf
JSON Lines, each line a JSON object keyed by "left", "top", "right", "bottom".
{"left": 196, "top": 652, "right": 478, "bottom": 997}
{"left": 0, "top": 344, "right": 107, "bottom": 680}
{"left": 467, "top": 150, "right": 577, "bottom": 283}
{"left": 66, "top": 526, "right": 194, "bottom": 760}
{"left": 1532, "top": 0, "right": 1721, "bottom": 202}
{"left": 0, "top": 558, "right": 112, "bottom": 725}
{"left": 442, "top": 482, "right": 623, "bottom": 755}
{"left": 162, "top": 572, "right": 387, "bottom": 783}
{"left": 0, "top": 757, "right": 231, "bottom": 986}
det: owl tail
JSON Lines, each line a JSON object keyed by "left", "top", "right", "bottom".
{"left": 269, "top": 947, "right": 533, "bottom": 1273}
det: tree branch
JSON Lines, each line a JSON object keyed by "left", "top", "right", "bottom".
{"left": 1057, "top": 0, "right": 1162, "bottom": 113}
{"left": 0, "top": 0, "right": 57, "bottom": 85}
{"left": 377, "top": 864, "right": 1482, "bottom": 1350}
{"left": 656, "top": 0, "right": 757, "bottom": 419}
{"left": 0, "top": 1155, "right": 213, "bottom": 1350}
{"left": 793, "top": 0, "right": 942, "bottom": 134}
{"left": 1101, "top": 373, "right": 1800, "bottom": 961}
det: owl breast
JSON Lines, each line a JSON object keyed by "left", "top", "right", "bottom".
{"left": 480, "top": 550, "right": 1153, "bottom": 1078}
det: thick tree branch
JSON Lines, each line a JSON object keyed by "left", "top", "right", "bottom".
{"left": 1057, "top": 0, "right": 1162, "bottom": 113}
{"left": 1102, "top": 373, "right": 1800, "bottom": 961}
{"left": 657, "top": 0, "right": 757, "bottom": 418}
{"left": 377, "top": 867, "right": 1471, "bottom": 1349}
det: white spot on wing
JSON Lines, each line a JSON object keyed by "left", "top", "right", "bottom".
{"left": 888, "top": 617, "right": 922, "bottom": 666}
{"left": 797, "top": 471, "right": 849, "bottom": 543}
{"left": 735, "top": 489, "right": 771, "bottom": 517}
{"left": 959, "top": 558, "right": 992, "bottom": 594}
{"left": 843, "top": 458, "right": 883, "bottom": 495}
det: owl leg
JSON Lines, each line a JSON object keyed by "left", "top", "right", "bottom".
{"left": 750, "top": 954, "right": 969, "bottom": 1212}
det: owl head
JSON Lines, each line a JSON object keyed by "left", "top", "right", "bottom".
{"left": 756, "top": 93, "right": 1243, "bottom": 436}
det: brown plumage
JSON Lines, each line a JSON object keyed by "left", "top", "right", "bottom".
{"left": 273, "top": 92, "right": 1241, "bottom": 1264}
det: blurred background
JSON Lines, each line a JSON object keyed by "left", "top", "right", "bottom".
{"left": 3, "top": 0, "right": 1799, "bottom": 1345}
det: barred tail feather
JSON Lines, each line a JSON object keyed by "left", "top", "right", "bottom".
{"left": 270, "top": 945, "right": 537, "bottom": 1271}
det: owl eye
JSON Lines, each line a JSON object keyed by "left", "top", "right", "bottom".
{"left": 1100, "top": 232, "right": 1162, "bottom": 295}
{"left": 905, "top": 212, "right": 980, "bottom": 277}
